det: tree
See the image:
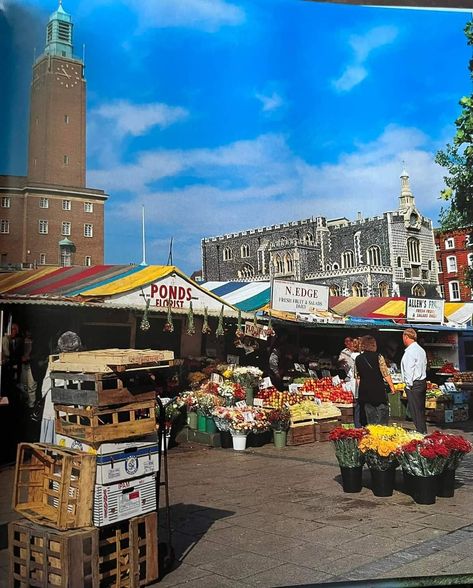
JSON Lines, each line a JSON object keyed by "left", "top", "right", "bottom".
{"left": 435, "top": 21, "right": 473, "bottom": 287}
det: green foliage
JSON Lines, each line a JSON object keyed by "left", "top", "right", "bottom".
{"left": 435, "top": 21, "right": 473, "bottom": 287}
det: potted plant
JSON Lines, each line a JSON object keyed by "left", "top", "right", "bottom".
{"left": 358, "top": 425, "right": 412, "bottom": 497}
{"left": 232, "top": 366, "right": 263, "bottom": 406}
{"left": 328, "top": 426, "right": 367, "bottom": 492}
{"left": 397, "top": 436, "right": 450, "bottom": 504}
{"left": 268, "top": 408, "right": 291, "bottom": 448}
{"left": 426, "top": 431, "right": 472, "bottom": 498}
{"left": 229, "top": 410, "right": 254, "bottom": 451}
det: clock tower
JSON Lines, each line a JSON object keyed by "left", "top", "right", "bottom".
{"left": 28, "top": 1, "right": 86, "bottom": 187}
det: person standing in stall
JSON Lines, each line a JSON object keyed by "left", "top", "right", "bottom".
{"left": 401, "top": 328, "right": 427, "bottom": 434}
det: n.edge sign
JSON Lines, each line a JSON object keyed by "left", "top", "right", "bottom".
{"left": 406, "top": 297, "right": 445, "bottom": 324}
{"left": 271, "top": 279, "right": 329, "bottom": 313}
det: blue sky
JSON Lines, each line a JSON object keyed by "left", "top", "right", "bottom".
{"left": 1, "top": 1, "right": 472, "bottom": 273}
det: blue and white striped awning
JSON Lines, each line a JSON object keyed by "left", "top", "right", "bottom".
{"left": 201, "top": 281, "right": 271, "bottom": 312}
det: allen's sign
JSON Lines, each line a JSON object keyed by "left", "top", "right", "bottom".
{"left": 406, "top": 297, "right": 445, "bottom": 323}
{"left": 271, "top": 279, "right": 329, "bottom": 313}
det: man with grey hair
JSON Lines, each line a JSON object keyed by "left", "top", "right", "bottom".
{"left": 401, "top": 328, "right": 427, "bottom": 434}
{"left": 39, "top": 331, "right": 82, "bottom": 443}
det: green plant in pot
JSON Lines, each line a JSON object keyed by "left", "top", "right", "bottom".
{"left": 328, "top": 426, "right": 367, "bottom": 493}
{"left": 268, "top": 407, "right": 291, "bottom": 448}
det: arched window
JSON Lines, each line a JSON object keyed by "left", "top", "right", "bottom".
{"left": 351, "top": 282, "right": 363, "bottom": 296}
{"left": 367, "top": 245, "right": 381, "bottom": 266}
{"left": 238, "top": 263, "right": 255, "bottom": 278}
{"left": 241, "top": 244, "right": 250, "bottom": 258}
{"left": 412, "top": 283, "right": 426, "bottom": 297}
{"left": 342, "top": 250, "right": 354, "bottom": 269}
{"left": 446, "top": 255, "right": 457, "bottom": 273}
{"left": 329, "top": 284, "right": 341, "bottom": 296}
{"left": 332, "top": 263, "right": 340, "bottom": 270}
{"left": 326, "top": 264, "right": 331, "bottom": 271}
{"left": 407, "top": 238, "right": 421, "bottom": 263}
{"left": 304, "top": 233, "right": 314, "bottom": 245}
{"left": 223, "top": 247, "right": 233, "bottom": 261}
{"left": 378, "top": 281, "right": 389, "bottom": 297}
{"left": 274, "top": 255, "right": 284, "bottom": 273}
{"left": 285, "top": 253, "right": 294, "bottom": 273}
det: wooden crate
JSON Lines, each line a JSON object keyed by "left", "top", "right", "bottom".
{"left": 287, "top": 421, "right": 315, "bottom": 446}
{"left": 9, "top": 519, "right": 99, "bottom": 588}
{"left": 51, "top": 371, "right": 156, "bottom": 407}
{"left": 99, "top": 512, "right": 159, "bottom": 587}
{"left": 425, "top": 408, "right": 445, "bottom": 423}
{"left": 13, "top": 443, "right": 96, "bottom": 531}
{"left": 314, "top": 418, "right": 341, "bottom": 442}
{"left": 50, "top": 349, "right": 174, "bottom": 373}
{"left": 55, "top": 400, "right": 156, "bottom": 444}
{"left": 337, "top": 405, "right": 354, "bottom": 424}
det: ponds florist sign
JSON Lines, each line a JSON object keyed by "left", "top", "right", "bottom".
{"left": 406, "top": 298, "right": 444, "bottom": 324}
{"left": 271, "top": 280, "right": 329, "bottom": 313}
{"left": 107, "top": 272, "right": 227, "bottom": 312}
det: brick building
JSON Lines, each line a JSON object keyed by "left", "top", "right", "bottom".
{"left": 202, "top": 170, "right": 439, "bottom": 298}
{"left": 435, "top": 226, "right": 473, "bottom": 301}
{"left": 0, "top": 2, "right": 107, "bottom": 268}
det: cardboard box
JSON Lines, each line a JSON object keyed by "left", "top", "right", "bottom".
{"left": 93, "top": 475, "right": 156, "bottom": 527}
{"left": 56, "top": 434, "right": 159, "bottom": 484}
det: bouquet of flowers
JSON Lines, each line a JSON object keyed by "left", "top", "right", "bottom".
{"left": 212, "top": 406, "right": 235, "bottom": 431}
{"left": 267, "top": 408, "right": 291, "bottom": 432}
{"left": 251, "top": 408, "right": 270, "bottom": 433}
{"left": 211, "top": 406, "right": 268, "bottom": 435}
{"left": 232, "top": 366, "right": 263, "bottom": 389}
{"left": 426, "top": 431, "right": 472, "bottom": 471}
{"left": 187, "top": 371, "right": 207, "bottom": 390}
{"left": 397, "top": 437, "right": 450, "bottom": 476}
{"left": 358, "top": 425, "right": 417, "bottom": 471}
{"left": 328, "top": 427, "right": 367, "bottom": 468}
{"left": 176, "top": 390, "right": 199, "bottom": 413}
{"left": 162, "top": 400, "right": 181, "bottom": 433}
{"left": 218, "top": 381, "right": 246, "bottom": 406}
{"left": 195, "top": 391, "right": 223, "bottom": 416}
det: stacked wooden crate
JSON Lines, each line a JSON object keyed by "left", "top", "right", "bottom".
{"left": 10, "top": 348, "right": 173, "bottom": 588}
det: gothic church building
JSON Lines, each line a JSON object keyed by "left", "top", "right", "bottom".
{"left": 202, "top": 171, "right": 439, "bottom": 298}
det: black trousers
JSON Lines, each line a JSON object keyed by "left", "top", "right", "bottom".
{"left": 407, "top": 379, "right": 427, "bottom": 434}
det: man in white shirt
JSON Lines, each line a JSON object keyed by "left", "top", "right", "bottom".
{"left": 401, "top": 328, "right": 427, "bottom": 434}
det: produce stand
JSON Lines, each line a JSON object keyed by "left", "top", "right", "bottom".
{"left": 9, "top": 348, "right": 176, "bottom": 587}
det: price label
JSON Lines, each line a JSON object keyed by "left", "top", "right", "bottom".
{"left": 294, "top": 363, "right": 307, "bottom": 373}
{"left": 332, "top": 375, "right": 341, "bottom": 386}
{"left": 253, "top": 398, "right": 264, "bottom": 407}
{"left": 210, "top": 373, "right": 223, "bottom": 384}
{"left": 308, "top": 370, "right": 318, "bottom": 379}
{"left": 289, "top": 383, "right": 302, "bottom": 394}
{"left": 259, "top": 377, "right": 273, "bottom": 389}
{"left": 235, "top": 400, "right": 248, "bottom": 409}
{"left": 242, "top": 411, "right": 255, "bottom": 422}
{"left": 227, "top": 354, "right": 240, "bottom": 365}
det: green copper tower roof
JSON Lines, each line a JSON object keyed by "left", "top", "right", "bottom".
{"left": 44, "top": 1, "right": 73, "bottom": 59}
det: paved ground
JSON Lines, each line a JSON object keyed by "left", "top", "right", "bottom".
{"left": 3, "top": 420, "right": 473, "bottom": 587}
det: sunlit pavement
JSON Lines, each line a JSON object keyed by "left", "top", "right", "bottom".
{"left": 2, "top": 420, "right": 473, "bottom": 587}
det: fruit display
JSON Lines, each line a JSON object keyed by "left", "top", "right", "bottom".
{"left": 299, "top": 377, "right": 354, "bottom": 405}
{"left": 289, "top": 399, "right": 341, "bottom": 421}
{"left": 437, "top": 362, "right": 459, "bottom": 374}
{"left": 453, "top": 372, "right": 473, "bottom": 384}
{"left": 256, "top": 387, "right": 304, "bottom": 408}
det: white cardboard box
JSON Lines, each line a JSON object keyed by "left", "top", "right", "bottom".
{"left": 93, "top": 474, "right": 157, "bottom": 527}
{"left": 56, "top": 433, "right": 159, "bottom": 484}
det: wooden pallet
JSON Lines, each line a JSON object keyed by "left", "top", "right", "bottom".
{"left": 49, "top": 349, "right": 175, "bottom": 373}
{"left": 50, "top": 371, "right": 156, "bottom": 407}
{"left": 55, "top": 400, "right": 157, "bottom": 444}
{"left": 13, "top": 444, "right": 96, "bottom": 531}
{"left": 99, "top": 512, "right": 159, "bottom": 587}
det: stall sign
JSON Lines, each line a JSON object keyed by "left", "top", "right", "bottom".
{"left": 406, "top": 298, "right": 444, "bottom": 324}
{"left": 271, "top": 280, "right": 329, "bottom": 313}
{"left": 244, "top": 321, "right": 271, "bottom": 340}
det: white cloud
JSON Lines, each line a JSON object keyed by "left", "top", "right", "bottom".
{"left": 91, "top": 100, "right": 188, "bottom": 137}
{"left": 124, "top": 0, "right": 245, "bottom": 32}
{"left": 332, "top": 25, "right": 399, "bottom": 93}
{"left": 97, "top": 125, "right": 445, "bottom": 269}
{"left": 255, "top": 91, "right": 284, "bottom": 113}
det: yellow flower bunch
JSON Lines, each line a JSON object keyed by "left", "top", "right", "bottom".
{"left": 359, "top": 425, "right": 424, "bottom": 457}
{"left": 222, "top": 369, "right": 233, "bottom": 379}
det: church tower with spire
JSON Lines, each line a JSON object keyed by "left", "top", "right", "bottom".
{"left": 28, "top": 1, "right": 86, "bottom": 186}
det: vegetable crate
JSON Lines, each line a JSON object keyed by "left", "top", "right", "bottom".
{"left": 13, "top": 443, "right": 96, "bottom": 531}
{"left": 287, "top": 418, "right": 316, "bottom": 446}
{"left": 99, "top": 511, "right": 159, "bottom": 587}
{"left": 50, "top": 348, "right": 175, "bottom": 374}
{"left": 55, "top": 400, "right": 156, "bottom": 444}
{"left": 335, "top": 405, "right": 354, "bottom": 424}
{"left": 9, "top": 519, "right": 99, "bottom": 588}
{"left": 51, "top": 371, "right": 156, "bottom": 407}
{"left": 425, "top": 409, "right": 445, "bottom": 424}
{"left": 314, "top": 418, "right": 342, "bottom": 442}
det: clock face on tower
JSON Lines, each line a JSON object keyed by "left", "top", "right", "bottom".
{"left": 56, "top": 64, "right": 80, "bottom": 88}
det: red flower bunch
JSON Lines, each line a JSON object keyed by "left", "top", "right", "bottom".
{"left": 267, "top": 408, "right": 291, "bottom": 431}
{"left": 232, "top": 383, "right": 246, "bottom": 401}
{"left": 201, "top": 381, "right": 220, "bottom": 396}
{"left": 398, "top": 435, "right": 453, "bottom": 476}
{"left": 328, "top": 427, "right": 367, "bottom": 442}
{"left": 425, "top": 431, "right": 472, "bottom": 470}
